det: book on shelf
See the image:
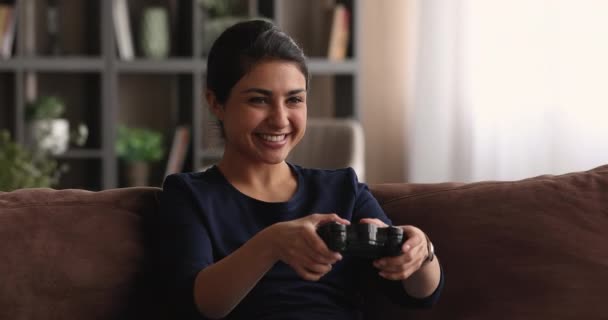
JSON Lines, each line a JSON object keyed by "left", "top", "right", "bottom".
{"left": 0, "top": 6, "right": 7, "bottom": 50}
{"left": 327, "top": 4, "right": 350, "bottom": 61}
{"left": 46, "top": 0, "right": 61, "bottom": 55}
{"left": 21, "top": 0, "right": 35, "bottom": 55}
{"left": 112, "top": 0, "right": 134, "bottom": 60}
{"left": 0, "top": 3, "right": 16, "bottom": 59}
{"left": 164, "top": 125, "right": 191, "bottom": 177}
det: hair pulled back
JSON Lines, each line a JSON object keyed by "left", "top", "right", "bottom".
{"left": 206, "top": 20, "right": 309, "bottom": 104}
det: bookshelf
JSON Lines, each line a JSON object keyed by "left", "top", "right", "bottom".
{"left": 0, "top": 0, "right": 360, "bottom": 190}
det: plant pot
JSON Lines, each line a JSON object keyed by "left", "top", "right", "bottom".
{"left": 26, "top": 119, "right": 70, "bottom": 155}
{"left": 126, "top": 161, "right": 150, "bottom": 186}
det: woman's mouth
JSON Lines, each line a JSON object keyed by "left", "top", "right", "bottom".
{"left": 257, "top": 134, "right": 287, "bottom": 142}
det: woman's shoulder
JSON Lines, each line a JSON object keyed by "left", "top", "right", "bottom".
{"left": 162, "top": 166, "right": 224, "bottom": 193}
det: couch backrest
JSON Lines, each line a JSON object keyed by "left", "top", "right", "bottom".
{"left": 365, "top": 164, "right": 608, "bottom": 319}
{"left": 2, "top": 165, "right": 607, "bottom": 319}
{"left": 0, "top": 187, "right": 162, "bottom": 320}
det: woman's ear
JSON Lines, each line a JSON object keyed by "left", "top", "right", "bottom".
{"left": 205, "top": 90, "right": 224, "bottom": 120}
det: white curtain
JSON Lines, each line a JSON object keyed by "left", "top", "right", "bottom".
{"left": 406, "top": 0, "right": 608, "bottom": 182}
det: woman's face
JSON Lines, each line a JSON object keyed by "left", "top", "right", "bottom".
{"left": 211, "top": 59, "right": 307, "bottom": 166}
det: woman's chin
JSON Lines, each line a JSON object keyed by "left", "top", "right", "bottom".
{"left": 259, "top": 154, "right": 289, "bottom": 165}
{"left": 252, "top": 149, "right": 292, "bottom": 165}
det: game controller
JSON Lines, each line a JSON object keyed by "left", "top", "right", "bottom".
{"left": 317, "top": 222, "right": 406, "bottom": 259}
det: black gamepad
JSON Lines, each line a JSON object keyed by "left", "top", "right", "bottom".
{"left": 317, "top": 222, "right": 405, "bottom": 259}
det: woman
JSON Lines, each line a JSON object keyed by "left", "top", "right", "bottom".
{"left": 159, "top": 20, "right": 444, "bottom": 319}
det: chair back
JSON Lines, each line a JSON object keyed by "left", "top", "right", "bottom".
{"left": 288, "top": 118, "right": 365, "bottom": 181}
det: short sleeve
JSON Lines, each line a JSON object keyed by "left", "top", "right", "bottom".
{"left": 158, "top": 174, "right": 214, "bottom": 319}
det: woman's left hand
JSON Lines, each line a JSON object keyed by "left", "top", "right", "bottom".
{"left": 358, "top": 218, "right": 429, "bottom": 281}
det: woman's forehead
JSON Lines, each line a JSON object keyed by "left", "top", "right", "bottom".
{"left": 235, "top": 60, "right": 307, "bottom": 92}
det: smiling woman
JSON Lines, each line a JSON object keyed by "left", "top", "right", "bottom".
{"left": 158, "top": 20, "right": 443, "bottom": 320}
{"left": 208, "top": 60, "right": 308, "bottom": 170}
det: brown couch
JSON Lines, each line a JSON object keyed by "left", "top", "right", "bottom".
{"left": 1, "top": 165, "right": 607, "bottom": 319}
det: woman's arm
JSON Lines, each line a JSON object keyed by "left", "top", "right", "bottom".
{"left": 360, "top": 219, "right": 442, "bottom": 300}
{"left": 193, "top": 214, "right": 349, "bottom": 319}
{"left": 401, "top": 256, "right": 442, "bottom": 298}
{"left": 193, "top": 227, "right": 277, "bottom": 319}
{"left": 352, "top": 171, "right": 442, "bottom": 302}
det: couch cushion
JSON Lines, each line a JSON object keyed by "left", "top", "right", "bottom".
{"left": 367, "top": 165, "right": 608, "bottom": 319}
{"left": 0, "top": 187, "right": 161, "bottom": 320}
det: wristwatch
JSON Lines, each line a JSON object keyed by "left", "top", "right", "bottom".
{"left": 423, "top": 233, "right": 435, "bottom": 264}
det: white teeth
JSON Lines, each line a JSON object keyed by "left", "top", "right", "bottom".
{"left": 259, "top": 134, "right": 286, "bottom": 142}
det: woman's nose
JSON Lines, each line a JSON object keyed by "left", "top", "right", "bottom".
{"left": 267, "top": 103, "right": 289, "bottom": 128}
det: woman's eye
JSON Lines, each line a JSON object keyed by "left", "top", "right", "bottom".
{"left": 287, "top": 96, "right": 304, "bottom": 105}
{"left": 249, "top": 97, "right": 268, "bottom": 104}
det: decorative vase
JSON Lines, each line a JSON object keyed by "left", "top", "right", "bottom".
{"left": 127, "top": 161, "right": 150, "bottom": 186}
{"left": 26, "top": 119, "right": 70, "bottom": 155}
{"left": 140, "top": 7, "right": 170, "bottom": 59}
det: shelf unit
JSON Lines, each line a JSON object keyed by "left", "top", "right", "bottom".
{"left": 0, "top": 0, "right": 360, "bottom": 190}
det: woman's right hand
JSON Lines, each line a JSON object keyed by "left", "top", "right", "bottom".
{"left": 267, "top": 213, "right": 350, "bottom": 281}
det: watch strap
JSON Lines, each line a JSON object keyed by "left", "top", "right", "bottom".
{"left": 423, "top": 233, "right": 435, "bottom": 264}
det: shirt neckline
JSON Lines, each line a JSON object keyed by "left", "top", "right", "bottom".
{"left": 209, "top": 162, "right": 304, "bottom": 207}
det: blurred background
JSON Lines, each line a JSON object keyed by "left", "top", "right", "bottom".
{"left": 399, "top": 0, "right": 608, "bottom": 183}
{"left": 1, "top": 0, "right": 607, "bottom": 191}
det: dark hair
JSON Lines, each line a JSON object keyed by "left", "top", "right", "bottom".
{"left": 206, "top": 19, "right": 309, "bottom": 104}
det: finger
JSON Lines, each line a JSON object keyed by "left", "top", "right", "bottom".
{"left": 398, "top": 226, "right": 425, "bottom": 252}
{"left": 402, "top": 237, "right": 423, "bottom": 253}
{"left": 308, "top": 214, "right": 350, "bottom": 257}
{"left": 305, "top": 247, "right": 341, "bottom": 265}
{"left": 278, "top": 231, "right": 333, "bottom": 263}
{"left": 376, "top": 256, "right": 423, "bottom": 280}
{"left": 297, "top": 249, "right": 333, "bottom": 266}
{"left": 304, "top": 263, "right": 333, "bottom": 275}
{"left": 302, "top": 231, "right": 343, "bottom": 263}
{"left": 374, "top": 244, "right": 425, "bottom": 270}
{"left": 306, "top": 215, "right": 348, "bottom": 253}
{"left": 311, "top": 213, "right": 351, "bottom": 226}
{"left": 285, "top": 236, "right": 339, "bottom": 265}
{"left": 379, "top": 267, "right": 418, "bottom": 281}
{"left": 293, "top": 265, "right": 323, "bottom": 282}
{"left": 374, "top": 255, "right": 420, "bottom": 273}
{"left": 358, "top": 218, "right": 388, "bottom": 227}
{"left": 293, "top": 263, "right": 332, "bottom": 282}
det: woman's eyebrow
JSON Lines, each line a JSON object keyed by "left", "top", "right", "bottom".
{"left": 240, "top": 88, "right": 306, "bottom": 95}
{"left": 287, "top": 89, "right": 306, "bottom": 95}
{"left": 241, "top": 88, "right": 272, "bottom": 95}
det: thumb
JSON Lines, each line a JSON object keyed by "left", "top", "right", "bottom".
{"left": 358, "top": 218, "right": 388, "bottom": 227}
{"left": 399, "top": 225, "right": 424, "bottom": 251}
{"left": 311, "top": 213, "right": 351, "bottom": 227}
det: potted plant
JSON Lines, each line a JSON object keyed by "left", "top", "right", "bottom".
{"left": 25, "top": 95, "right": 88, "bottom": 155}
{"left": 115, "top": 125, "right": 165, "bottom": 186}
{"left": 0, "top": 130, "right": 64, "bottom": 191}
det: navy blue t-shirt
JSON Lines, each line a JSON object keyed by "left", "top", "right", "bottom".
{"left": 158, "top": 164, "right": 443, "bottom": 319}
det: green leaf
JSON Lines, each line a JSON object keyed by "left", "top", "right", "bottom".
{"left": 25, "top": 96, "right": 66, "bottom": 121}
{"left": 115, "top": 125, "right": 165, "bottom": 163}
{"left": 0, "top": 130, "right": 64, "bottom": 191}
